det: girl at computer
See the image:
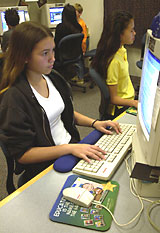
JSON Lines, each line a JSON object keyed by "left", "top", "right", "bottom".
{"left": 54, "top": 3, "right": 82, "bottom": 60}
{"left": 92, "top": 10, "right": 138, "bottom": 119}
{"left": 0, "top": 21, "right": 121, "bottom": 184}
{"left": 54, "top": 4, "right": 84, "bottom": 83}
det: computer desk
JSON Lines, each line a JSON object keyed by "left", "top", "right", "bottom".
{"left": 0, "top": 113, "right": 159, "bottom": 233}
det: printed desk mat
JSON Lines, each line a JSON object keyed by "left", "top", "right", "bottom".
{"left": 126, "top": 106, "right": 137, "bottom": 116}
{"left": 49, "top": 175, "right": 119, "bottom": 231}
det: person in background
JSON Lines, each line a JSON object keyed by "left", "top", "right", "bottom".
{"left": 0, "top": 21, "right": 121, "bottom": 185}
{"left": 1, "top": 8, "right": 20, "bottom": 53}
{"left": 54, "top": 3, "right": 82, "bottom": 60}
{"left": 74, "top": 3, "right": 88, "bottom": 54}
{"left": 54, "top": 3, "right": 85, "bottom": 83}
{"left": 92, "top": 10, "right": 138, "bottom": 119}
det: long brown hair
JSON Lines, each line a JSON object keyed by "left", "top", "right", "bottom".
{"left": 91, "top": 10, "right": 133, "bottom": 79}
{"left": 0, "top": 21, "right": 53, "bottom": 91}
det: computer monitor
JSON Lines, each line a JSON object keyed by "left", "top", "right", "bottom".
{"left": 40, "top": 3, "right": 64, "bottom": 29}
{"left": 131, "top": 29, "right": 160, "bottom": 197}
{"left": 0, "top": 6, "right": 30, "bottom": 35}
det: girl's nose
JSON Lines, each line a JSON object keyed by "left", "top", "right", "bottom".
{"left": 50, "top": 53, "right": 55, "bottom": 62}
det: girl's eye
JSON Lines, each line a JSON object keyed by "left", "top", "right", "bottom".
{"left": 43, "top": 51, "right": 48, "bottom": 56}
{"left": 42, "top": 51, "right": 48, "bottom": 56}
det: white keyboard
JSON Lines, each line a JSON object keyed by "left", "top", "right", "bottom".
{"left": 72, "top": 123, "right": 136, "bottom": 180}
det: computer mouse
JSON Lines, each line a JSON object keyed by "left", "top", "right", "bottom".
{"left": 63, "top": 187, "right": 94, "bottom": 207}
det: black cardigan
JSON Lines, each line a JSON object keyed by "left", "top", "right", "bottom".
{"left": 0, "top": 69, "right": 80, "bottom": 175}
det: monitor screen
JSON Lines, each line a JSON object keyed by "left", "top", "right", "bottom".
{"left": 1, "top": 10, "right": 27, "bottom": 33}
{"left": 49, "top": 7, "right": 63, "bottom": 26}
{"left": 1, "top": 12, "right": 7, "bottom": 32}
{"left": 138, "top": 48, "right": 160, "bottom": 140}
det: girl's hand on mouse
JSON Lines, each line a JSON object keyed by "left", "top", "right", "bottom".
{"left": 68, "top": 144, "right": 106, "bottom": 163}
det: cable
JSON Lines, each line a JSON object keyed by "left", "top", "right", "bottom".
{"left": 147, "top": 200, "right": 160, "bottom": 232}
{"left": 125, "top": 153, "right": 160, "bottom": 231}
{"left": 125, "top": 154, "right": 154, "bottom": 203}
{"left": 92, "top": 200, "right": 143, "bottom": 227}
{"left": 90, "top": 151, "right": 160, "bottom": 229}
{"left": 89, "top": 151, "right": 145, "bottom": 227}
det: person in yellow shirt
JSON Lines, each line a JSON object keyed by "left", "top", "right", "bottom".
{"left": 92, "top": 10, "right": 138, "bottom": 119}
{"left": 74, "top": 3, "right": 88, "bottom": 54}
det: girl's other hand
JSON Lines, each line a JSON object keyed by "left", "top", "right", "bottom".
{"left": 93, "top": 120, "right": 122, "bottom": 135}
{"left": 69, "top": 144, "right": 106, "bottom": 163}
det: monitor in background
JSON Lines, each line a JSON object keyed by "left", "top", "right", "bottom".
{"left": 0, "top": 6, "right": 30, "bottom": 35}
{"left": 40, "top": 3, "right": 64, "bottom": 29}
{"left": 131, "top": 29, "right": 160, "bottom": 198}
{"left": 49, "top": 6, "right": 64, "bottom": 27}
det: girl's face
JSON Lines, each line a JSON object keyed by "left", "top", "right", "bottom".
{"left": 120, "top": 19, "right": 136, "bottom": 46}
{"left": 83, "top": 183, "right": 94, "bottom": 191}
{"left": 26, "top": 36, "right": 55, "bottom": 76}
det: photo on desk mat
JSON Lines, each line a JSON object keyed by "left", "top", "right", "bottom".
{"left": 49, "top": 175, "right": 119, "bottom": 231}
{"left": 71, "top": 177, "right": 110, "bottom": 202}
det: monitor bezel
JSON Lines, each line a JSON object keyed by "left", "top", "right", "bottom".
{"left": 134, "top": 29, "right": 160, "bottom": 167}
{"left": 40, "top": 3, "right": 64, "bottom": 29}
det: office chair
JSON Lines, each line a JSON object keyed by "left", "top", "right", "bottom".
{"left": 89, "top": 68, "right": 111, "bottom": 120}
{"left": 54, "top": 33, "right": 86, "bottom": 93}
{"left": 83, "top": 37, "right": 96, "bottom": 88}
{"left": 84, "top": 36, "right": 96, "bottom": 60}
{"left": 84, "top": 49, "right": 96, "bottom": 61}
{"left": 0, "top": 139, "right": 16, "bottom": 194}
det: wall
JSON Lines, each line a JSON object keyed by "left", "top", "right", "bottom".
{"left": 104, "top": 0, "right": 160, "bottom": 48}
{"left": 65, "top": 0, "right": 104, "bottom": 50}
{"left": 127, "top": 47, "right": 141, "bottom": 77}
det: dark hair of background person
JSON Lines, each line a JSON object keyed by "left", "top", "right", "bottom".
{"left": 5, "top": 8, "right": 20, "bottom": 27}
{"left": 62, "top": 4, "right": 82, "bottom": 34}
{"left": 0, "top": 21, "right": 53, "bottom": 91}
{"left": 91, "top": 10, "right": 133, "bottom": 78}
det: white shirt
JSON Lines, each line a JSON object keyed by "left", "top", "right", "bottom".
{"left": 30, "top": 75, "right": 71, "bottom": 145}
